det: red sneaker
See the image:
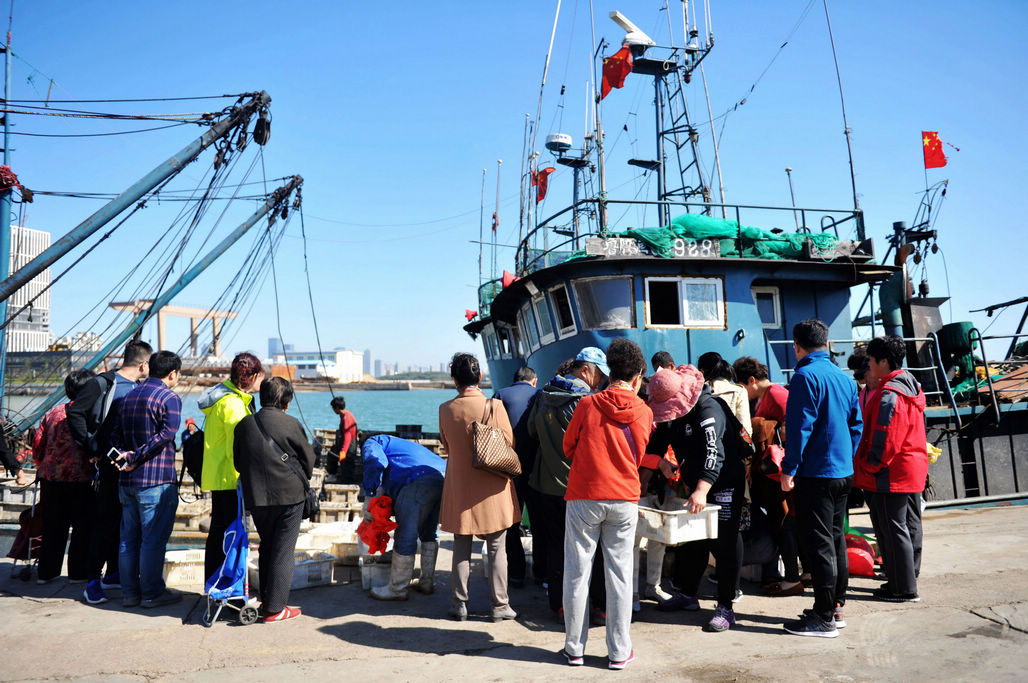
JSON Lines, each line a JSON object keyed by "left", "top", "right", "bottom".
{"left": 264, "top": 606, "right": 302, "bottom": 623}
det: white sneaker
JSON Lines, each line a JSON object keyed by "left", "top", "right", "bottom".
{"left": 645, "top": 584, "right": 672, "bottom": 601}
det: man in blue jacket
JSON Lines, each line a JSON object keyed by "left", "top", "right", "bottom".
{"left": 361, "top": 434, "right": 446, "bottom": 601}
{"left": 781, "top": 319, "right": 862, "bottom": 638}
{"left": 494, "top": 366, "right": 540, "bottom": 587}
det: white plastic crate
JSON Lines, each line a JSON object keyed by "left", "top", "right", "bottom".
{"left": 636, "top": 504, "right": 720, "bottom": 546}
{"left": 290, "top": 550, "right": 336, "bottom": 590}
{"left": 163, "top": 549, "right": 207, "bottom": 588}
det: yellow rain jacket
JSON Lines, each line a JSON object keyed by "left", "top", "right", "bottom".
{"left": 198, "top": 380, "right": 254, "bottom": 491}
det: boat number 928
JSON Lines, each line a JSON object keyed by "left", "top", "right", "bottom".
{"left": 672, "top": 238, "right": 718, "bottom": 258}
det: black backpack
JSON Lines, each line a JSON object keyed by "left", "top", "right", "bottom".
{"left": 179, "top": 429, "right": 205, "bottom": 486}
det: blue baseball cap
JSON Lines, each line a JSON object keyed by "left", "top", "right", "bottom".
{"left": 576, "top": 347, "right": 609, "bottom": 377}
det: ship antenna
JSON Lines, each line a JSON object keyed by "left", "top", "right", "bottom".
{"left": 478, "top": 168, "right": 486, "bottom": 286}
{"left": 823, "top": 0, "right": 860, "bottom": 214}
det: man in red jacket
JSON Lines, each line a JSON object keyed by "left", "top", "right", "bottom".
{"left": 854, "top": 335, "right": 927, "bottom": 603}
{"left": 560, "top": 339, "right": 672, "bottom": 670}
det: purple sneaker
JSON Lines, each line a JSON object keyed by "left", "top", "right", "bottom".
{"left": 704, "top": 605, "right": 735, "bottom": 632}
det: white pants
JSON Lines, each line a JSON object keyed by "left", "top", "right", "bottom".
{"left": 633, "top": 494, "right": 667, "bottom": 591}
{"left": 563, "top": 499, "right": 637, "bottom": 661}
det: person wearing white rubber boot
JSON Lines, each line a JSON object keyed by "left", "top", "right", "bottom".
{"left": 361, "top": 435, "right": 446, "bottom": 601}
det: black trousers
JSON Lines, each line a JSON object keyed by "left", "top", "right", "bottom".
{"left": 871, "top": 491, "right": 922, "bottom": 595}
{"left": 205, "top": 489, "right": 239, "bottom": 580}
{"left": 523, "top": 484, "right": 547, "bottom": 582}
{"left": 505, "top": 476, "right": 529, "bottom": 582}
{"left": 251, "top": 502, "right": 304, "bottom": 615}
{"left": 673, "top": 484, "right": 744, "bottom": 608}
{"left": 38, "top": 479, "right": 94, "bottom": 581}
{"left": 86, "top": 465, "right": 122, "bottom": 581}
{"left": 795, "top": 475, "right": 851, "bottom": 621}
{"left": 535, "top": 491, "right": 604, "bottom": 613}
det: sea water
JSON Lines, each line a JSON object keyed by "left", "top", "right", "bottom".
{"left": 182, "top": 388, "right": 455, "bottom": 433}
{"left": 6, "top": 388, "right": 458, "bottom": 434}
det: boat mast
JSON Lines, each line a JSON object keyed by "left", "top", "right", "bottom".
{"left": 16, "top": 176, "right": 303, "bottom": 432}
{"left": 0, "top": 14, "right": 12, "bottom": 409}
{"left": 589, "top": 0, "right": 608, "bottom": 234}
{"left": 0, "top": 91, "right": 272, "bottom": 305}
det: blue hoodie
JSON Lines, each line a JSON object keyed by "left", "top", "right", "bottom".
{"left": 783, "top": 350, "right": 862, "bottom": 479}
{"left": 361, "top": 434, "right": 446, "bottom": 500}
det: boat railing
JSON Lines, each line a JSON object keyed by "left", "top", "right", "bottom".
{"left": 967, "top": 329, "right": 1028, "bottom": 425}
{"left": 516, "top": 198, "right": 864, "bottom": 276}
{"left": 769, "top": 335, "right": 962, "bottom": 428}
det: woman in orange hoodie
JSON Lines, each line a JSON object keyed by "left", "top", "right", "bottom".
{"left": 560, "top": 339, "right": 672, "bottom": 670}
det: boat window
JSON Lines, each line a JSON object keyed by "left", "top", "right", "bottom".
{"left": 549, "top": 284, "right": 577, "bottom": 337}
{"left": 751, "top": 286, "right": 781, "bottom": 329}
{"left": 532, "top": 294, "right": 556, "bottom": 345}
{"left": 519, "top": 303, "right": 541, "bottom": 351}
{"left": 482, "top": 324, "right": 498, "bottom": 359}
{"left": 496, "top": 326, "right": 514, "bottom": 359}
{"left": 573, "top": 277, "right": 634, "bottom": 330}
{"left": 645, "top": 278, "right": 682, "bottom": 326}
{"left": 682, "top": 278, "right": 725, "bottom": 327}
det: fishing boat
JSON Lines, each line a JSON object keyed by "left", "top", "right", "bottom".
{"left": 463, "top": 6, "right": 1027, "bottom": 506}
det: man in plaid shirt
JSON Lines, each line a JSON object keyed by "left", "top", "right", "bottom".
{"left": 114, "top": 350, "right": 183, "bottom": 609}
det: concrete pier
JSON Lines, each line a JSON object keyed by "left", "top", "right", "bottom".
{"left": 1, "top": 505, "right": 1026, "bottom": 681}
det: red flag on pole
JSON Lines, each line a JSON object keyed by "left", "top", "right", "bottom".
{"left": 536, "top": 167, "right": 556, "bottom": 203}
{"left": 922, "top": 131, "right": 947, "bottom": 169}
{"left": 465, "top": 309, "right": 478, "bottom": 322}
{"left": 501, "top": 270, "right": 520, "bottom": 288}
{"left": 601, "top": 46, "right": 634, "bottom": 100}
{"left": 491, "top": 212, "right": 499, "bottom": 233}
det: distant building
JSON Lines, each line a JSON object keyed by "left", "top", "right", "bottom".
{"left": 7, "top": 226, "right": 52, "bottom": 352}
{"left": 271, "top": 348, "right": 364, "bottom": 383}
{"left": 268, "top": 337, "right": 284, "bottom": 358}
{"left": 54, "top": 331, "right": 104, "bottom": 353}
{"left": 439, "top": 362, "right": 446, "bottom": 373}
{"left": 363, "top": 349, "right": 372, "bottom": 375}
{"left": 374, "top": 359, "right": 382, "bottom": 377}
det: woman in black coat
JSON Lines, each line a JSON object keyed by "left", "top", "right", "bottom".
{"left": 234, "top": 377, "right": 315, "bottom": 623}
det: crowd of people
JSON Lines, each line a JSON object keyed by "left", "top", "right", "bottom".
{"left": 19, "top": 317, "right": 931, "bottom": 669}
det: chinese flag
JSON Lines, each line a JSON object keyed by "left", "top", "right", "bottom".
{"left": 922, "top": 131, "right": 947, "bottom": 169}
{"left": 491, "top": 211, "right": 499, "bottom": 233}
{"left": 536, "top": 167, "right": 556, "bottom": 203}
{"left": 601, "top": 46, "right": 633, "bottom": 100}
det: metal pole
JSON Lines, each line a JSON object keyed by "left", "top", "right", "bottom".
{"left": 15, "top": 176, "right": 302, "bottom": 432}
{"left": 0, "top": 24, "right": 11, "bottom": 410}
{"left": 478, "top": 168, "right": 485, "bottom": 286}
{"left": 654, "top": 74, "right": 668, "bottom": 227}
{"left": 785, "top": 167, "right": 799, "bottom": 230}
{"left": 823, "top": 0, "right": 860, "bottom": 213}
{"left": 493, "top": 159, "right": 501, "bottom": 280}
{"left": 0, "top": 92, "right": 271, "bottom": 304}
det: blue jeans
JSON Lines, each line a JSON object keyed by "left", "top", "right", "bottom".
{"left": 391, "top": 478, "right": 443, "bottom": 556}
{"left": 119, "top": 483, "right": 178, "bottom": 601}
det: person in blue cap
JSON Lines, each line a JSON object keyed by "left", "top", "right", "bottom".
{"left": 361, "top": 434, "right": 447, "bottom": 601}
{"left": 525, "top": 346, "right": 610, "bottom": 623}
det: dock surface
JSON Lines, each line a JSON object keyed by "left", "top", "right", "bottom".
{"left": 1, "top": 505, "right": 1026, "bottom": 681}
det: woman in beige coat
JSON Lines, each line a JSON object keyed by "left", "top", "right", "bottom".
{"left": 438, "top": 352, "right": 520, "bottom": 622}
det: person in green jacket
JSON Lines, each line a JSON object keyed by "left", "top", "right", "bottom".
{"left": 199, "top": 352, "right": 265, "bottom": 580}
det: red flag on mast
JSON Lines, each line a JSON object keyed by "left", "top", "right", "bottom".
{"left": 536, "top": 167, "right": 556, "bottom": 203}
{"left": 922, "top": 131, "right": 947, "bottom": 169}
{"left": 601, "top": 46, "right": 633, "bottom": 100}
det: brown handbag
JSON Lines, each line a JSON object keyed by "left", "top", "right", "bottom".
{"left": 469, "top": 399, "right": 522, "bottom": 479}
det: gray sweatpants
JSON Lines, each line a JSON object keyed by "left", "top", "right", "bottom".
{"left": 563, "top": 499, "right": 637, "bottom": 662}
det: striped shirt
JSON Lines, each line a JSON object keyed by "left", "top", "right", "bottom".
{"left": 115, "top": 378, "right": 182, "bottom": 488}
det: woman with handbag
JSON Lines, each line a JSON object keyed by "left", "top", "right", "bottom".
{"left": 438, "top": 352, "right": 520, "bottom": 622}
{"left": 233, "top": 377, "right": 316, "bottom": 623}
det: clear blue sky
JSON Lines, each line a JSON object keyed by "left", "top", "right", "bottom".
{"left": 8, "top": 1, "right": 1027, "bottom": 367}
